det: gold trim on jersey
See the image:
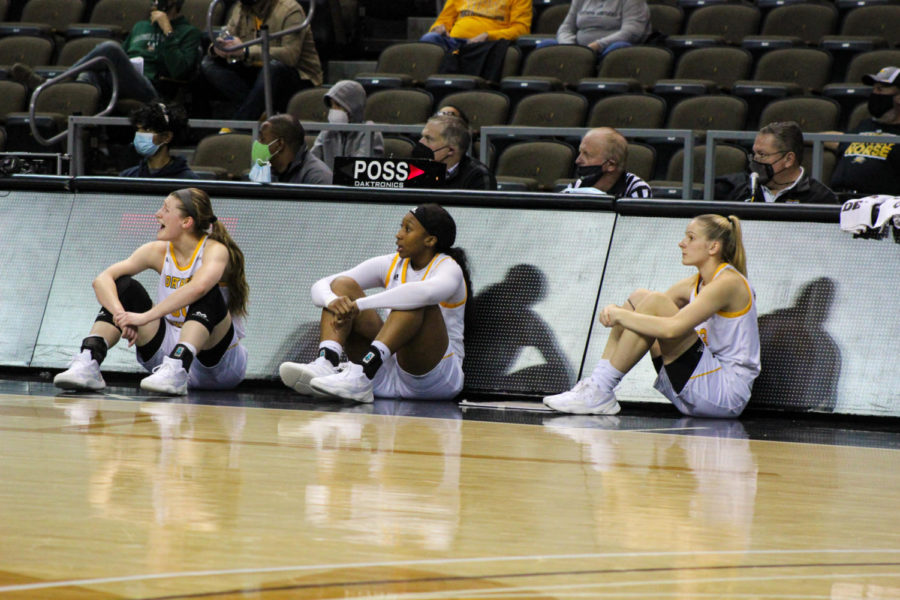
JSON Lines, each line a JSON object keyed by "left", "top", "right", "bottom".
{"left": 689, "top": 366, "right": 722, "bottom": 380}
{"left": 716, "top": 266, "right": 754, "bottom": 318}
{"left": 384, "top": 253, "right": 400, "bottom": 288}
{"left": 389, "top": 252, "right": 466, "bottom": 308}
{"left": 399, "top": 253, "right": 441, "bottom": 284}
{"left": 169, "top": 235, "right": 207, "bottom": 271}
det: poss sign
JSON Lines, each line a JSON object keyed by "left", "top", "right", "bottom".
{"left": 334, "top": 157, "right": 446, "bottom": 188}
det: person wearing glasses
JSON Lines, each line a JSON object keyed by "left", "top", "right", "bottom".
{"left": 714, "top": 121, "right": 838, "bottom": 204}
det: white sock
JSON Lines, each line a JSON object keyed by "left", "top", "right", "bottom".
{"left": 319, "top": 340, "right": 343, "bottom": 358}
{"left": 590, "top": 359, "right": 625, "bottom": 392}
{"left": 371, "top": 340, "right": 391, "bottom": 362}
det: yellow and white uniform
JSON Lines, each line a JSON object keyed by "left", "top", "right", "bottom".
{"left": 654, "top": 264, "right": 761, "bottom": 418}
{"left": 311, "top": 252, "right": 466, "bottom": 399}
{"left": 139, "top": 236, "right": 248, "bottom": 389}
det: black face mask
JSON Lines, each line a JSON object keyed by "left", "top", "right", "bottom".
{"left": 868, "top": 93, "right": 895, "bottom": 119}
{"left": 411, "top": 141, "right": 435, "bottom": 160}
{"left": 575, "top": 162, "right": 607, "bottom": 188}
{"left": 748, "top": 159, "right": 776, "bottom": 186}
{"left": 153, "top": 0, "right": 171, "bottom": 11}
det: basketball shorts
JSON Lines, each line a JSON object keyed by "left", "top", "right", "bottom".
{"left": 137, "top": 320, "right": 248, "bottom": 390}
{"left": 653, "top": 342, "right": 751, "bottom": 418}
{"left": 372, "top": 350, "right": 464, "bottom": 400}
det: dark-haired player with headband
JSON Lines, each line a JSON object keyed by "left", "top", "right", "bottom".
{"left": 279, "top": 204, "right": 473, "bottom": 402}
{"left": 54, "top": 188, "right": 249, "bottom": 395}
{"left": 545, "top": 214, "right": 760, "bottom": 417}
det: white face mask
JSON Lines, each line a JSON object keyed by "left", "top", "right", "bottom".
{"left": 327, "top": 108, "right": 349, "bottom": 124}
{"left": 249, "top": 162, "right": 272, "bottom": 183}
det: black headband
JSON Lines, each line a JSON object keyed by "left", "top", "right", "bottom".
{"left": 410, "top": 204, "right": 455, "bottom": 250}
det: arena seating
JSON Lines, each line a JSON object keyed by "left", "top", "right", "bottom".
{"left": 0, "top": 0, "right": 898, "bottom": 190}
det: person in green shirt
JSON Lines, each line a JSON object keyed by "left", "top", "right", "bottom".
{"left": 11, "top": 0, "right": 201, "bottom": 103}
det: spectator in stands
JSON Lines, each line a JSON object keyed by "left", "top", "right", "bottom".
{"left": 250, "top": 114, "right": 332, "bottom": 184}
{"left": 715, "top": 121, "right": 838, "bottom": 204}
{"left": 10, "top": 0, "right": 201, "bottom": 102}
{"left": 200, "top": 0, "right": 323, "bottom": 122}
{"left": 562, "top": 127, "right": 651, "bottom": 197}
{"left": 120, "top": 102, "right": 197, "bottom": 179}
{"left": 420, "top": 0, "right": 532, "bottom": 51}
{"left": 436, "top": 105, "right": 470, "bottom": 127}
{"left": 414, "top": 114, "right": 496, "bottom": 190}
{"left": 310, "top": 80, "right": 384, "bottom": 171}
{"left": 830, "top": 67, "right": 900, "bottom": 197}
{"left": 556, "top": 0, "right": 651, "bottom": 56}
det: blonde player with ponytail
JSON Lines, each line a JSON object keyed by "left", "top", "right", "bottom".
{"left": 545, "top": 214, "right": 760, "bottom": 418}
{"left": 54, "top": 188, "right": 249, "bottom": 395}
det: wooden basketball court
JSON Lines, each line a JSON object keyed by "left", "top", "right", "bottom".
{"left": 2, "top": 381, "right": 899, "bottom": 599}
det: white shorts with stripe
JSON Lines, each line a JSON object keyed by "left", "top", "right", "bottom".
{"left": 653, "top": 343, "right": 751, "bottom": 418}
{"left": 137, "top": 320, "right": 248, "bottom": 390}
{"left": 372, "top": 351, "right": 464, "bottom": 400}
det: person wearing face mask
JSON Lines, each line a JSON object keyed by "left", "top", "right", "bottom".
{"left": 198, "top": 0, "right": 323, "bottom": 122}
{"left": 309, "top": 80, "right": 384, "bottom": 170}
{"left": 250, "top": 113, "right": 332, "bottom": 184}
{"left": 714, "top": 121, "right": 838, "bottom": 204}
{"left": 11, "top": 0, "right": 201, "bottom": 103}
{"left": 830, "top": 66, "right": 900, "bottom": 197}
{"left": 413, "top": 114, "right": 496, "bottom": 190}
{"left": 120, "top": 102, "right": 197, "bottom": 179}
{"left": 562, "top": 128, "right": 652, "bottom": 197}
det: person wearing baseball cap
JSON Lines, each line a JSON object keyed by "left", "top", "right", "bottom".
{"left": 830, "top": 66, "right": 900, "bottom": 197}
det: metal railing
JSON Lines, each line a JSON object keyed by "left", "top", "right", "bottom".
{"left": 206, "top": 0, "right": 315, "bottom": 119}
{"left": 480, "top": 126, "right": 696, "bottom": 199}
{"left": 28, "top": 56, "right": 120, "bottom": 147}
{"left": 62, "top": 116, "right": 900, "bottom": 197}
{"left": 703, "top": 131, "right": 900, "bottom": 201}
{"left": 67, "top": 117, "right": 263, "bottom": 176}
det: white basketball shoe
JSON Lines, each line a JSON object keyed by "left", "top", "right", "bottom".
{"left": 140, "top": 356, "right": 189, "bottom": 395}
{"left": 53, "top": 350, "right": 106, "bottom": 391}
{"left": 543, "top": 378, "right": 621, "bottom": 415}
{"left": 309, "top": 362, "right": 374, "bottom": 403}
{"left": 279, "top": 357, "right": 340, "bottom": 397}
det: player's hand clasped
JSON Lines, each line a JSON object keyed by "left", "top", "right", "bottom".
{"left": 327, "top": 296, "right": 359, "bottom": 325}
{"left": 114, "top": 311, "right": 151, "bottom": 345}
{"left": 599, "top": 304, "right": 623, "bottom": 328}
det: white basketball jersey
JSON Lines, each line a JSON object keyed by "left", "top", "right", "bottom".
{"left": 157, "top": 236, "right": 245, "bottom": 339}
{"left": 383, "top": 252, "right": 466, "bottom": 359}
{"left": 690, "top": 264, "right": 761, "bottom": 387}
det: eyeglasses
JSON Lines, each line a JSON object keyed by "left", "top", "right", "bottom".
{"left": 750, "top": 149, "right": 787, "bottom": 162}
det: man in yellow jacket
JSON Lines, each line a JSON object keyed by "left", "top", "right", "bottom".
{"left": 420, "top": 0, "right": 532, "bottom": 51}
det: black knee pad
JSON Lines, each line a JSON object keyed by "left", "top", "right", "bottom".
{"left": 196, "top": 323, "right": 234, "bottom": 367}
{"left": 185, "top": 286, "right": 227, "bottom": 333}
{"left": 94, "top": 276, "right": 153, "bottom": 327}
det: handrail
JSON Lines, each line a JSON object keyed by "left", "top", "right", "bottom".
{"left": 206, "top": 0, "right": 316, "bottom": 119}
{"left": 479, "top": 126, "right": 696, "bottom": 198}
{"left": 28, "top": 56, "right": 119, "bottom": 147}
{"left": 703, "top": 130, "right": 900, "bottom": 201}
{"left": 67, "top": 117, "right": 263, "bottom": 176}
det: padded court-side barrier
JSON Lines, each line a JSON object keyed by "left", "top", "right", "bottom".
{"left": 1, "top": 177, "right": 897, "bottom": 417}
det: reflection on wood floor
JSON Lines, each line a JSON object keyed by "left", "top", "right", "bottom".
{"left": 1, "top": 388, "right": 900, "bottom": 599}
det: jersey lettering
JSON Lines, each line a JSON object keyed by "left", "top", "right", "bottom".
{"left": 696, "top": 327, "right": 709, "bottom": 346}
